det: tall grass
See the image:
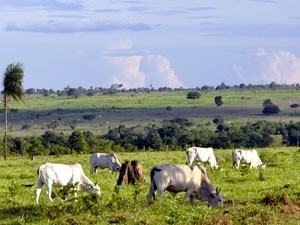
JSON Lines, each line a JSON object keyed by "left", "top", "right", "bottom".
{"left": 0, "top": 148, "right": 300, "bottom": 224}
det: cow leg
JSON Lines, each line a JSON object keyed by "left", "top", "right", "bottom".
{"left": 189, "top": 196, "right": 195, "bottom": 206}
{"left": 183, "top": 189, "right": 193, "bottom": 204}
{"left": 36, "top": 180, "right": 43, "bottom": 204}
{"left": 145, "top": 183, "right": 155, "bottom": 206}
{"left": 45, "top": 181, "right": 54, "bottom": 202}
{"left": 157, "top": 188, "right": 164, "bottom": 206}
{"left": 235, "top": 160, "right": 240, "bottom": 169}
{"left": 90, "top": 166, "right": 94, "bottom": 174}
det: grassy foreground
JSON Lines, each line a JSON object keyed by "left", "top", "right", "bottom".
{"left": 0, "top": 148, "right": 300, "bottom": 225}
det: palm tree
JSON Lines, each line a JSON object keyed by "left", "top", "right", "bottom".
{"left": 2, "top": 63, "right": 24, "bottom": 160}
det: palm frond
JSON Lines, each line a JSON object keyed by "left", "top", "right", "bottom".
{"left": 2, "top": 63, "right": 24, "bottom": 102}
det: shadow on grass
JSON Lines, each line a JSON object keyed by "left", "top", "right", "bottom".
{"left": 0, "top": 204, "right": 48, "bottom": 223}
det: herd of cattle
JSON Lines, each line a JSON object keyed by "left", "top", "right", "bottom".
{"left": 35, "top": 147, "right": 266, "bottom": 207}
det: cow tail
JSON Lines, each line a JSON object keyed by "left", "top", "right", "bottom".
{"left": 150, "top": 167, "right": 161, "bottom": 199}
{"left": 36, "top": 168, "right": 39, "bottom": 176}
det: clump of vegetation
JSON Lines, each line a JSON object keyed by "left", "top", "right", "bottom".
{"left": 186, "top": 91, "right": 200, "bottom": 100}
{"left": 262, "top": 99, "right": 280, "bottom": 115}
{"left": 82, "top": 114, "right": 96, "bottom": 120}
{"left": 262, "top": 191, "right": 289, "bottom": 206}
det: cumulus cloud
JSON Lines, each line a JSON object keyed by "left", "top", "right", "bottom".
{"left": 142, "top": 54, "right": 184, "bottom": 88}
{"left": 107, "top": 52, "right": 184, "bottom": 89}
{"left": 110, "top": 56, "right": 145, "bottom": 89}
{"left": 258, "top": 50, "right": 300, "bottom": 84}
{"left": 234, "top": 49, "right": 300, "bottom": 85}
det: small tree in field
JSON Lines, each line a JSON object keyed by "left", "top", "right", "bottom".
{"left": 262, "top": 99, "right": 280, "bottom": 115}
{"left": 2, "top": 63, "right": 24, "bottom": 160}
{"left": 186, "top": 91, "right": 200, "bottom": 100}
{"left": 214, "top": 96, "right": 223, "bottom": 107}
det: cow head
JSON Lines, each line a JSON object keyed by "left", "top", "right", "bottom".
{"left": 81, "top": 182, "right": 101, "bottom": 195}
{"left": 198, "top": 186, "right": 223, "bottom": 207}
{"left": 111, "top": 153, "right": 121, "bottom": 172}
{"left": 186, "top": 148, "right": 196, "bottom": 166}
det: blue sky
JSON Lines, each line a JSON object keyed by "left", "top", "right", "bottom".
{"left": 0, "top": 0, "right": 299, "bottom": 90}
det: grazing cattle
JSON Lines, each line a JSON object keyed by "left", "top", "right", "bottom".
{"left": 89, "top": 153, "right": 121, "bottom": 173}
{"left": 145, "top": 163, "right": 223, "bottom": 207}
{"left": 36, "top": 163, "right": 100, "bottom": 203}
{"left": 186, "top": 147, "right": 219, "bottom": 169}
{"left": 116, "top": 160, "right": 146, "bottom": 186}
{"left": 232, "top": 149, "right": 266, "bottom": 169}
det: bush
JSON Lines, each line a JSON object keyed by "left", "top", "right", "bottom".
{"left": 262, "top": 105, "right": 280, "bottom": 115}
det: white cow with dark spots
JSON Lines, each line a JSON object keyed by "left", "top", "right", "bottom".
{"left": 89, "top": 153, "right": 121, "bottom": 173}
{"left": 36, "top": 163, "right": 100, "bottom": 203}
{"left": 145, "top": 163, "right": 223, "bottom": 207}
{"left": 186, "top": 147, "right": 219, "bottom": 169}
{"left": 232, "top": 149, "right": 266, "bottom": 169}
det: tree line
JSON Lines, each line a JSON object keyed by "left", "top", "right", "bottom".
{"left": 3, "top": 118, "right": 300, "bottom": 157}
{"left": 24, "top": 81, "right": 300, "bottom": 98}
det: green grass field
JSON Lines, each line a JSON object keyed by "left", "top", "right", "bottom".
{"left": 10, "top": 88, "right": 300, "bottom": 110}
{"left": 0, "top": 148, "right": 300, "bottom": 225}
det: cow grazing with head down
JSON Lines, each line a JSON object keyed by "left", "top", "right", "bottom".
{"left": 89, "top": 153, "right": 121, "bottom": 174}
{"left": 232, "top": 149, "right": 266, "bottom": 169}
{"left": 145, "top": 163, "right": 223, "bottom": 207}
{"left": 116, "top": 160, "right": 146, "bottom": 186}
{"left": 36, "top": 163, "right": 100, "bottom": 204}
{"left": 186, "top": 147, "right": 219, "bottom": 169}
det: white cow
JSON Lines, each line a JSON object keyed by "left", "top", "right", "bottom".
{"left": 89, "top": 153, "right": 121, "bottom": 174}
{"left": 186, "top": 147, "right": 219, "bottom": 169}
{"left": 145, "top": 163, "right": 223, "bottom": 207}
{"left": 36, "top": 163, "right": 101, "bottom": 203}
{"left": 232, "top": 149, "right": 266, "bottom": 169}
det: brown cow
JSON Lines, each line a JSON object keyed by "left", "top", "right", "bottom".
{"left": 116, "top": 160, "right": 146, "bottom": 186}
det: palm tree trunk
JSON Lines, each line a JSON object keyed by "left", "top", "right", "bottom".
{"left": 4, "top": 95, "right": 8, "bottom": 160}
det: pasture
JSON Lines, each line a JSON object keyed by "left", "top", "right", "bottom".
{"left": 1, "top": 88, "right": 300, "bottom": 137}
{"left": 0, "top": 148, "right": 300, "bottom": 225}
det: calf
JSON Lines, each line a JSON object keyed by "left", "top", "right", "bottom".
{"left": 36, "top": 163, "right": 100, "bottom": 203}
{"left": 145, "top": 163, "right": 222, "bottom": 207}
{"left": 116, "top": 160, "right": 146, "bottom": 186}
{"left": 89, "top": 153, "right": 121, "bottom": 173}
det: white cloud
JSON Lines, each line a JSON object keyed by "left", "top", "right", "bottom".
{"left": 258, "top": 50, "right": 300, "bottom": 84}
{"left": 142, "top": 54, "right": 184, "bottom": 88}
{"left": 234, "top": 49, "right": 300, "bottom": 85}
{"left": 110, "top": 55, "right": 145, "bottom": 88}
{"left": 107, "top": 44, "right": 184, "bottom": 88}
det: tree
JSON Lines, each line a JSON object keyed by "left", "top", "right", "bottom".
{"left": 262, "top": 99, "right": 280, "bottom": 115}
{"left": 2, "top": 63, "right": 24, "bottom": 160}
{"left": 214, "top": 96, "right": 223, "bottom": 107}
{"left": 68, "top": 131, "right": 89, "bottom": 154}
{"left": 186, "top": 91, "right": 200, "bottom": 100}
